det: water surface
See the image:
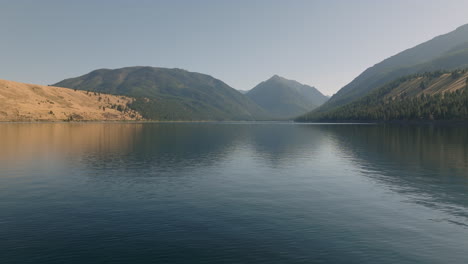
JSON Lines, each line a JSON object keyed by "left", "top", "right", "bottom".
{"left": 1, "top": 123, "right": 468, "bottom": 263}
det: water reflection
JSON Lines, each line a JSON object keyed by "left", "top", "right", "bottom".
{"left": 245, "top": 123, "right": 326, "bottom": 165}
{"left": 1, "top": 123, "right": 468, "bottom": 217}
{"left": 318, "top": 124, "right": 468, "bottom": 220}
{"left": 2, "top": 122, "right": 467, "bottom": 179}
{"left": 0, "top": 123, "right": 143, "bottom": 163}
{"left": 79, "top": 123, "right": 251, "bottom": 173}
{"left": 2, "top": 122, "right": 468, "bottom": 263}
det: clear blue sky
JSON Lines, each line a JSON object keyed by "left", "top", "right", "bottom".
{"left": 1, "top": 0, "right": 468, "bottom": 95}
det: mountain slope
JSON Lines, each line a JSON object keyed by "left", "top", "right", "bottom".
{"left": 54, "top": 67, "right": 268, "bottom": 121}
{"left": 297, "top": 69, "right": 468, "bottom": 122}
{"left": 317, "top": 23, "right": 468, "bottom": 112}
{"left": 246, "top": 75, "right": 328, "bottom": 119}
{"left": 0, "top": 79, "right": 141, "bottom": 121}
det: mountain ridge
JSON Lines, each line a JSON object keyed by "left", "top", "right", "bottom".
{"left": 315, "top": 23, "right": 468, "bottom": 113}
{"left": 246, "top": 75, "right": 328, "bottom": 119}
{"left": 297, "top": 69, "right": 468, "bottom": 122}
{"left": 54, "top": 66, "right": 270, "bottom": 121}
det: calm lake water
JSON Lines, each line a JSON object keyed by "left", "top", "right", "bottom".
{"left": 1, "top": 122, "right": 468, "bottom": 263}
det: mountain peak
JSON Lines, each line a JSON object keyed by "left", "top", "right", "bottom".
{"left": 267, "top": 75, "right": 318, "bottom": 90}
{"left": 246, "top": 76, "right": 328, "bottom": 119}
{"left": 270, "top": 74, "right": 285, "bottom": 81}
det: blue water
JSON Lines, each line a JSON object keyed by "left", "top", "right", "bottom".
{"left": 1, "top": 123, "right": 468, "bottom": 263}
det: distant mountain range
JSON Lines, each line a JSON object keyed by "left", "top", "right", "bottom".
{"left": 246, "top": 75, "right": 328, "bottom": 119}
{"left": 2, "top": 67, "right": 330, "bottom": 122}
{"left": 53, "top": 67, "right": 328, "bottom": 121}
{"left": 3, "top": 23, "right": 468, "bottom": 123}
{"left": 54, "top": 67, "right": 269, "bottom": 121}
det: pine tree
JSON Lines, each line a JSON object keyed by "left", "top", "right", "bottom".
{"left": 419, "top": 81, "right": 426, "bottom": 90}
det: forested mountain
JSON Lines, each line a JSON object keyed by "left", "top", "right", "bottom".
{"left": 246, "top": 75, "right": 328, "bottom": 119}
{"left": 314, "top": 24, "right": 468, "bottom": 113}
{"left": 296, "top": 69, "right": 468, "bottom": 122}
{"left": 54, "top": 67, "right": 268, "bottom": 121}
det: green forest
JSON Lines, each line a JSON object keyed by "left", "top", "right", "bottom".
{"left": 297, "top": 70, "right": 468, "bottom": 122}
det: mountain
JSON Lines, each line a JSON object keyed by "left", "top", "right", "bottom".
{"left": 296, "top": 69, "right": 468, "bottom": 122}
{"left": 0, "top": 79, "right": 141, "bottom": 121}
{"left": 54, "top": 66, "right": 268, "bottom": 121}
{"left": 315, "top": 23, "right": 468, "bottom": 113}
{"left": 246, "top": 75, "right": 328, "bottom": 119}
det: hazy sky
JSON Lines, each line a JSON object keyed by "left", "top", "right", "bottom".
{"left": 1, "top": 0, "right": 468, "bottom": 95}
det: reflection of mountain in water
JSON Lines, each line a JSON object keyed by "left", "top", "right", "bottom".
{"left": 245, "top": 124, "right": 326, "bottom": 166}
{"left": 0, "top": 123, "right": 143, "bottom": 163}
{"left": 85, "top": 123, "right": 249, "bottom": 172}
{"left": 80, "top": 123, "right": 329, "bottom": 172}
{"left": 2, "top": 122, "right": 467, "bottom": 222}
{"left": 319, "top": 124, "right": 468, "bottom": 219}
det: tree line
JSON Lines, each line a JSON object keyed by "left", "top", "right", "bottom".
{"left": 297, "top": 69, "right": 468, "bottom": 122}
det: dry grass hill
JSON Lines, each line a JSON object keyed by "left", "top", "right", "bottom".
{"left": 0, "top": 79, "right": 142, "bottom": 122}
{"left": 385, "top": 72, "right": 468, "bottom": 99}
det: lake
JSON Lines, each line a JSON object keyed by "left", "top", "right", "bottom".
{"left": 1, "top": 122, "right": 468, "bottom": 263}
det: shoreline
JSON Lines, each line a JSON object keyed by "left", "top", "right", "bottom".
{"left": 0, "top": 120, "right": 290, "bottom": 124}
{"left": 1, "top": 119, "right": 467, "bottom": 126}
{"left": 294, "top": 120, "right": 468, "bottom": 126}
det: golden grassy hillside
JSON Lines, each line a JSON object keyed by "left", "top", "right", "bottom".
{"left": 0, "top": 79, "right": 142, "bottom": 121}
{"left": 387, "top": 71, "right": 468, "bottom": 99}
